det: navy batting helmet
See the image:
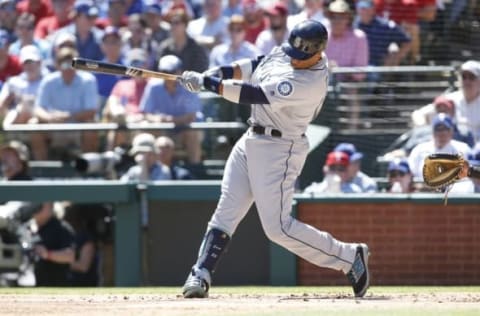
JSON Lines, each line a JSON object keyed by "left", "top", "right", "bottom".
{"left": 281, "top": 20, "right": 328, "bottom": 60}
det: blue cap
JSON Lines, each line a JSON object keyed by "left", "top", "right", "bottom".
{"left": 0, "top": 28, "right": 10, "bottom": 49}
{"left": 356, "top": 0, "right": 374, "bottom": 9}
{"left": 468, "top": 143, "right": 480, "bottom": 165}
{"left": 74, "top": 0, "right": 99, "bottom": 17}
{"left": 143, "top": 0, "right": 162, "bottom": 14}
{"left": 432, "top": 113, "right": 454, "bottom": 130}
{"left": 334, "top": 142, "right": 363, "bottom": 161}
{"left": 388, "top": 158, "right": 410, "bottom": 174}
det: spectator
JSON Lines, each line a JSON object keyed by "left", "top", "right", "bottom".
{"left": 95, "top": 26, "right": 124, "bottom": 108}
{"left": 30, "top": 47, "right": 99, "bottom": 160}
{"left": 255, "top": 2, "right": 289, "bottom": 56}
{"left": 408, "top": 113, "right": 471, "bottom": 179}
{"left": 334, "top": 142, "right": 378, "bottom": 192}
{"left": 64, "top": 203, "right": 99, "bottom": 287}
{"left": 47, "top": 31, "right": 77, "bottom": 71}
{"left": 386, "top": 158, "right": 415, "bottom": 193}
{"left": 16, "top": 0, "right": 54, "bottom": 24}
{"left": 140, "top": 55, "right": 203, "bottom": 164}
{"left": 95, "top": 0, "right": 129, "bottom": 30}
{"left": 122, "top": 13, "right": 156, "bottom": 69}
{"left": 375, "top": 0, "right": 435, "bottom": 64}
{"left": 57, "top": 0, "right": 104, "bottom": 61}
{"left": 102, "top": 48, "right": 147, "bottom": 149}
{"left": 158, "top": 8, "right": 208, "bottom": 73}
{"left": 35, "top": 0, "right": 74, "bottom": 39}
{"left": 0, "top": 29, "right": 23, "bottom": 84}
{"left": 355, "top": 0, "right": 411, "bottom": 66}
{"left": 412, "top": 61, "right": 480, "bottom": 143}
{"left": 288, "top": 0, "right": 330, "bottom": 31}
{"left": 0, "top": 0, "right": 19, "bottom": 34}
{"left": 325, "top": 0, "right": 368, "bottom": 78}
{"left": 1, "top": 45, "right": 45, "bottom": 128}
{"left": 9, "top": 13, "right": 51, "bottom": 61}
{"left": 467, "top": 143, "right": 480, "bottom": 193}
{"left": 187, "top": 0, "right": 228, "bottom": 51}
{"left": 451, "top": 61, "right": 480, "bottom": 142}
{"left": 155, "top": 135, "right": 193, "bottom": 180}
{"left": 304, "top": 151, "right": 362, "bottom": 194}
{"left": 0, "top": 141, "right": 75, "bottom": 286}
{"left": 210, "top": 15, "right": 259, "bottom": 68}
{"left": 241, "top": 0, "right": 266, "bottom": 44}
{"left": 141, "top": 0, "right": 169, "bottom": 55}
{"left": 121, "top": 132, "right": 171, "bottom": 181}
{"left": 223, "top": 0, "right": 242, "bottom": 17}
{"left": 411, "top": 95, "right": 475, "bottom": 148}
{"left": 32, "top": 201, "right": 76, "bottom": 287}
{"left": 0, "top": 140, "right": 32, "bottom": 180}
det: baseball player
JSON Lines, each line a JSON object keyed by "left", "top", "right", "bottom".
{"left": 179, "top": 20, "right": 370, "bottom": 298}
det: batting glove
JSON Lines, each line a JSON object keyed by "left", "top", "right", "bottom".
{"left": 180, "top": 71, "right": 204, "bottom": 92}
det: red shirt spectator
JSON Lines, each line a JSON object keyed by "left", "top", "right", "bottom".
{"left": 16, "top": 0, "right": 54, "bottom": 23}
{"left": 242, "top": 0, "right": 267, "bottom": 43}
{"left": 34, "top": 0, "right": 73, "bottom": 39}
{"left": 0, "top": 55, "right": 22, "bottom": 83}
{"left": 374, "top": 0, "right": 418, "bottom": 24}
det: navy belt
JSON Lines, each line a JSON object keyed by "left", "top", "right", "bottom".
{"left": 251, "top": 125, "right": 282, "bottom": 138}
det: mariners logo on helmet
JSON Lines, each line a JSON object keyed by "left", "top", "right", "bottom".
{"left": 282, "top": 20, "right": 328, "bottom": 60}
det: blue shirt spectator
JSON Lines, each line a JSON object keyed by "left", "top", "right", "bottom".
{"left": 54, "top": 1, "right": 104, "bottom": 61}
{"left": 94, "top": 26, "right": 125, "bottom": 102}
{"left": 355, "top": 0, "right": 411, "bottom": 66}
{"left": 37, "top": 68, "right": 98, "bottom": 116}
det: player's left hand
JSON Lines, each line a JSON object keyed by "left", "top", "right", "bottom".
{"left": 180, "top": 71, "right": 204, "bottom": 92}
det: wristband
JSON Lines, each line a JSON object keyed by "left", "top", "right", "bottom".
{"left": 203, "top": 76, "right": 222, "bottom": 94}
{"left": 46, "top": 250, "right": 52, "bottom": 260}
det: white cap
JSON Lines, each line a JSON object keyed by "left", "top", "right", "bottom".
{"left": 129, "top": 133, "right": 159, "bottom": 156}
{"left": 461, "top": 60, "right": 480, "bottom": 78}
{"left": 19, "top": 45, "right": 41, "bottom": 64}
{"left": 158, "top": 55, "right": 183, "bottom": 73}
{"left": 54, "top": 32, "right": 76, "bottom": 48}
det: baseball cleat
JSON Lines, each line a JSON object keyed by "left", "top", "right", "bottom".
{"left": 346, "top": 243, "right": 370, "bottom": 298}
{"left": 182, "top": 268, "right": 211, "bottom": 298}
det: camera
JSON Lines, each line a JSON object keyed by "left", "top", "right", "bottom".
{"left": 0, "top": 202, "right": 42, "bottom": 286}
{"left": 73, "top": 147, "right": 133, "bottom": 178}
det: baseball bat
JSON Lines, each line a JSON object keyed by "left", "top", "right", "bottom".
{"left": 71, "top": 57, "right": 180, "bottom": 81}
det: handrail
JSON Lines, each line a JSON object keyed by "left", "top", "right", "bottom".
{"left": 2, "top": 121, "right": 247, "bottom": 132}
{"left": 330, "top": 65, "right": 455, "bottom": 74}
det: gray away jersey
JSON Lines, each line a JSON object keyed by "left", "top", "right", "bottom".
{"left": 249, "top": 47, "right": 329, "bottom": 138}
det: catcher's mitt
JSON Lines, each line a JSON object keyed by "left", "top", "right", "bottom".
{"left": 423, "top": 153, "right": 465, "bottom": 189}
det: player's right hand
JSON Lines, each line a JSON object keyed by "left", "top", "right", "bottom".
{"left": 180, "top": 71, "right": 204, "bottom": 92}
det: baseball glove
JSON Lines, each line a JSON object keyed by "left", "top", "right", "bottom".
{"left": 423, "top": 153, "right": 466, "bottom": 189}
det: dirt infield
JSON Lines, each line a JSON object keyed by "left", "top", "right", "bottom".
{"left": 2, "top": 289, "right": 480, "bottom": 316}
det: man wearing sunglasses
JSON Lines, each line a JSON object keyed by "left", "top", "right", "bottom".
{"left": 179, "top": 20, "right": 370, "bottom": 299}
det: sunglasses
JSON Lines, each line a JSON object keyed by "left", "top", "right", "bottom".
{"left": 229, "top": 27, "right": 244, "bottom": 33}
{"left": 388, "top": 171, "right": 406, "bottom": 178}
{"left": 461, "top": 73, "right": 477, "bottom": 81}
{"left": 434, "top": 126, "right": 451, "bottom": 132}
{"left": 329, "top": 165, "right": 346, "bottom": 172}
{"left": 270, "top": 25, "right": 284, "bottom": 31}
